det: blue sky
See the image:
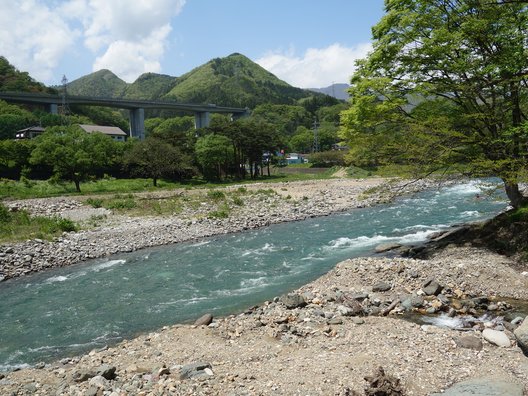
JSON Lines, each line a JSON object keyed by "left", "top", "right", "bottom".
{"left": 0, "top": 0, "right": 385, "bottom": 88}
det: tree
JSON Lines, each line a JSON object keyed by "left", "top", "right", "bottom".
{"left": 30, "top": 126, "right": 119, "bottom": 192}
{"left": 123, "top": 137, "right": 191, "bottom": 186}
{"left": 340, "top": 0, "right": 528, "bottom": 208}
{"left": 195, "top": 134, "right": 233, "bottom": 180}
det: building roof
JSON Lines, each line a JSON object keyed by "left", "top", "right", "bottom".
{"left": 78, "top": 124, "right": 127, "bottom": 136}
{"left": 16, "top": 126, "right": 45, "bottom": 133}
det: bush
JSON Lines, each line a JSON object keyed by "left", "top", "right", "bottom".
{"left": 308, "top": 151, "right": 346, "bottom": 167}
{"left": 207, "top": 190, "right": 225, "bottom": 201}
{"left": 0, "top": 203, "right": 12, "bottom": 222}
{"left": 86, "top": 198, "right": 103, "bottom": 208}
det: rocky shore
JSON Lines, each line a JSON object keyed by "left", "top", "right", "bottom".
{"left": 1, "top": 177, "right": 528, "bottom": 395}
{"left": 0, "top": 178, "right": 436, "bottom": 282}
{"left": 1, "top": 246, "right": 527, "bottom": 395}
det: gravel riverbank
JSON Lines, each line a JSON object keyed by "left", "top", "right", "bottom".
{"left": 1, "top": 177, "right": 527, "bottom": 395}
{"left": 1, "top": 246, "right": 527, "bottom": 395}
{"left": 1, "top": 178, "right": 435, "bottom": 282}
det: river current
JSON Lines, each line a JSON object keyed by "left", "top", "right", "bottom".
{"left": 0, "top": 180, "right": 508, "bottom": 370}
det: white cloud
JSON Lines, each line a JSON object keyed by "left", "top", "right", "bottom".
{"left": 75, "top": 0, "right": 185, "bottom": 82}
{"left": 256, "top": 43, "right": 372, "bottom": 88}
{"left": 0, "top": 0, "right": 80, "bottom": 82}
{"left": 0, "top": 0, "right": 185, "bottom": 83}
{"left": 93, "top": 25, "right": 171, "bottom": 82}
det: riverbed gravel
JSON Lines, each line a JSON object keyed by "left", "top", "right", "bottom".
{"left": 1, "top": 177, "right": 527, "bottom": 395}
{"left": 0, "top": 178, "right": 437, "bottom": 281}
{"left": 1, "top": 246, "right": 527, "bottom": 395}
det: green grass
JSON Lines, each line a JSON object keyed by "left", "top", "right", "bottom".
{"left": 0, "top": 203, "right": 78, "bottom": 243}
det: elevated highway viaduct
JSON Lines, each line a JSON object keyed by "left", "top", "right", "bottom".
{"left": 0, "top": 92, "right": 250, "bottom": 140}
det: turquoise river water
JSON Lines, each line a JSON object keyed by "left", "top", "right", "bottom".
{"left": 0, "top": 180, "right": 509, "bottom": 370}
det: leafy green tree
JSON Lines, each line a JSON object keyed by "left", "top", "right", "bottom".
{"left": 252, "top": 104, "right": 311, "bottom": 136}
{"left": 30, "top": 126, "right": 119, "bottom": 192}
{"left": 123, "top": 137, "right": 192, "bottom": 186}
{"left": 0, "top": 100, "right": 37, "bottom": 139}
{"left": 151, "top": 116, "right": 196, "bottom": 153}
{"left": 289, "top": 126, "right": 313, "bottom": 153}
{"left": 340, "top": 0, "right": 528, "bottom": 208}
{"left": 195, "top": 134, "right": 233, "bottom": 180}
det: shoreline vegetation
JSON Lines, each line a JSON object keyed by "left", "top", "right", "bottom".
{"left": 1, "top": 176, "right": 527, "bottom": 395}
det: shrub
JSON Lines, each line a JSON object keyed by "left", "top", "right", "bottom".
{"left": 309, "top": 150, "right": 346, "bottom": 167}
{"left": 207, "top": 190, "right": 225, "bottom": 201}
{"left": 86, "top": 198, "right": 103, "bottom": 208}
{"left": 0, "top": 203, "right": 12, "bottom": 222}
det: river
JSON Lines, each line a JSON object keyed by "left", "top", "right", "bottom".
{"left": 0, "top": 179, "right": 508, "bottom": 370}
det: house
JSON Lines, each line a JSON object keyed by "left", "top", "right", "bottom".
{"left": 78, "top": 124, "right": 127, "bottom": 141}
{"left": 15, "top": 126, "right": 45, "bottom": 139}
{"left": 15, "top": 124, "right": 128, "bottom": 141}
{"left": 286, "top": 153, "right": 306, "bottom": 165}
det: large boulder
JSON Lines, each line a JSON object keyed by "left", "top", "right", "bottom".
{"left": 482, "top": 329, "right": 511, "bottom": 348}
{"left": 280, "top": 293, "right": 307, "bottom": 309}
{"left": 431, "top": 377, "right": 524, "bottom": 396}
{"left": 513, "top": 316, "right": 528, "bottom": 356}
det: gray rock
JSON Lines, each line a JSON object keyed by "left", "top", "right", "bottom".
{"left": 372, "top": 282, "right": 391, "bottom": 292}
{"left": 280, "top": 293, "right": 307, "bottom": 309}
{"left": 194, "top": 313, "right": 213, "bottom": 326}
{"left": 513, "top": 316, "right": 528, "bottom": 355}
{"left": 423, "top": 279, "right": 442, "bottom": 296}
{"left": 454, "top": 335, "right": 483, "bottom": 351}
{"left": 179, "top": 362, "right": 213, "bottom": 380}
{"left": 351, "top": 317, "right": 365, "bottom": 325}
{"left": 96, "top": 364, "right": 116, "bottom": 380}
{"left": 88, "top": 375, "right": 108, "bottom": 389}
{"left": 482, "top": 329, "right": 511, "bottom": 347}
{"left": 327, "top": 317, "right": 343, "bottom": 325}
{"left": 401, "top": 294, "right": 424, "bottom": 311}
{"left": 73, "top": 369, "right": 96, "bottom": 383}
{"left": 374, "top": 243, "right": 402, "bottom": 253}
{"left": 431, "top": 377, "right": 524, "bottom": 396}
{"left": 85, "top": 386, "right": 101, "bottom": 396}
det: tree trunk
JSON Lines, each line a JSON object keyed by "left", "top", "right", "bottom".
{"left": 74, "top": 179, "right": 81, "bottom": 193}
{"left": 504, "top": 180, "right": 527, "bottom": 209}
{"left": 153, "top": 177, "right": 158, "bottom": 187}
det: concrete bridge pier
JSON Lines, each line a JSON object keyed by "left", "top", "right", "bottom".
{"left": 129, "top": 108, "right": 145, "bottom": 140}
{"left": 49, "top": 104, "right": 58, "bottom": 114}
{"left": 194, "top": 111, "right": 210, "bottom": 129}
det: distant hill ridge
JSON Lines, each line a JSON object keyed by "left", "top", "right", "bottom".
{"left": 65, "top": 53, "right": 331, "bottom": 107}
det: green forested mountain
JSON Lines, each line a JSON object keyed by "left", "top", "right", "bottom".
{"left": 63, "top": 53, "right": 323, "bottom": 107}
{"left": 66, "top": 69, "right": 127, "bottom": 97}
{"left": 0, "top": 57, "right": 54, "bottom": 93}
{"left": 122, "top": 73, "right": 177, "bottom": 100}
{"left": 163, "top": 53, "right": 313, "bottom": 107}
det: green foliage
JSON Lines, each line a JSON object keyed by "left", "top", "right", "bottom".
{"left": 0, "top": 100, "right": 38, "bottom": 139}
{"left": 164, "top": 53, "right": 316, "bottom": 107}
{"left": 207, "top": 204, "right": 230, "bottom": 219}
{"left": 66, "top": 69, "right": 126, "bottom": 97}
{"left": 123, "top": 137, "right": 193, "bottom": 186}
{"left": 340, "top": 0, "right": 528, "bottom": 207}
{"left": 0, "top": 56, "right": 53, "bottom": 93}
{"left": 29, "top": 125, "right": 120, "bottom": 192}
{"left": 0, "top": 202, "right": 11, "bottom": 222}
{"left": 122, "top": 73, "right": 177, "bottom": 99}
{"left": 252, "top": 104, "right": 311, "bottom": 136}
{"left": 308, "top": 151, "right": 346, "bottom": 168}
{"left": 207, "top": 189, "right": 226, "bottom": 201}
{"left": 86, "top": 198, "right": 103, "bottom": 208}
{"left": 195, "top": 134, "right": 234, "bottom": 180}
{"left": 105, "top": 197, "right": 137, "bottom": 210}
{"left": 0, "top": 207, "right": 78, "bottom": 243}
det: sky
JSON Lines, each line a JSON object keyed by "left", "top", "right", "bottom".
{"left": 0, "top": 0, "right": 385, "bottom": 89}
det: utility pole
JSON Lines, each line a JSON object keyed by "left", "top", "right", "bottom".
{"left": 60, "top": 75, "right": 70, "bottom": 124}
{"left": 312, "top": 118, "right": 320, "bottom": 153}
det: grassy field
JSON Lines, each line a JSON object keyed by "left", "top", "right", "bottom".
{"left": 0, "top": 203, "right": 77, "bottom": 243}
{"left": 0, "top": 168, "right": 341, "bottom": 200}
